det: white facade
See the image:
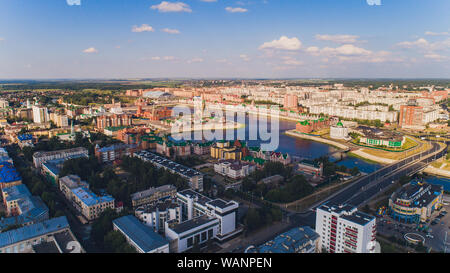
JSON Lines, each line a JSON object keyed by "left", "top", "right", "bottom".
{"left": 165, "top": 216, "right": 219, "bottom": 253}
{"left": 330, "top": 125, "right": 349, "bottom": 140}
{"left": 214, "top": 160, "right": 256, "bottom": 180}
{"left": 315, "top": 203, "right": 377, "bottom": 253}
{"left": 32, "top": 106, "right": 49, "bottom": 124}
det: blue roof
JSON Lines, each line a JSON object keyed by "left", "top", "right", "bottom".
{"left": 0, "top": 216, "right": 69, "bottom": 248}
{"left": 257, "top": 226, "right": 319, "bottom": 253}
{"left": 17, "top": 134, "right": 33, "bottom": 141}
{"left": 3, "top": 184, "right": 31, "bottom": 202}
{"left": 42, "top": 153, "right": 88, "bottom": 176}
{"left": 0, "top": 162, "right": 21, "bottom": 184}
{"left": 113, "top": 215, "right": 169, "bottom": 253}
{"left": 98, "top": 143, "right": 136, "bottom": 153}
{"left": 71, "top": 186, "right": 114, "bottom": 207}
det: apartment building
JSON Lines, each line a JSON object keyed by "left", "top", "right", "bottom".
{"left": 315, "top": 203, "right": 377, "bottom": 253}
{"left": 66, "top": 184, "right": 115, "bottom": 221}
{"left": 131, "top": 184, "right": 177, "bottom": 208}
{"left": 32, "top": 105, "right": 49, "bottom": 124}
{"left": 214, "top": 160, "right": 256, "bottom": 180}
{"left": 134, "top": 151, "right": 204, "bottom": 192}
{"left": 32, "top": 147, "right": 89, "bottom": 169}
{"left": 0, "top": 216, "right": 84, "bottom": 253}
{"left": 135, "top": 199, "right": 182, "bottom": 233}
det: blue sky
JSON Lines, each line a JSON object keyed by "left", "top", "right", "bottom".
{"left": 0, "top": 0, "right": 449, "bottom": 79}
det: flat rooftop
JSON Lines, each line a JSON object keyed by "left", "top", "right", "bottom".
{"left": 0, "top": 216, "right": 69, "bottom": 248}
{"left": 170, "top": 216, "right": 218, "bottom": 234}
{"left": 134, "top": 151, "right": 202, "bottom": 178}
{"left": 113, "top": 215, "right": 168, "bottom": 252}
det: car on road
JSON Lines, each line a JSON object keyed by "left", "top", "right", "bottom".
{"left": 426, "top": 234, "right": 434, "bottom": 239}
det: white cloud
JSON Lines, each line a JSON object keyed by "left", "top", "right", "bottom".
{"left": 425, "top": 31, "right": 450, "bottom": 37}
{"left": 0, "top": 38, "right": 4, "bottom": 42}
{"left": 424, "top": 53, "right": 448, "bottom": 62}
{"left": 82, "top": 47, "right": 98, "bottom": 54}
{"left": 397, "top": 38, "right": 429, "bottom": 49}
{"left": 144, "top": 56, "right": 176, "bottom": 61}
{"left": 225, "top": 7, "right": 248, "bottom": 13}
{"left": 151, "top": 2, "right": 192, "bottom": 13}
{"left": 281, "top": 56, "right": 303, "bottom": 66}
{"left": 162, "top": 28, "right": 180, "bottom": 34}
{"left": 132, "top": 24, "right": 155, "bottom": 33}
{"left": 259, "top": 36, "right": 302, "bottom": 51}
{"left": 200, "top": 0, "right": 217, "bottom": 2}
{"left": 240, "top": 54, "right": 250, "bottom": 61}
{"left": 315, "top": 34, "right": 359, "bottom": 44}
{"left": 187, "top": 58, "right": 204, "bottom": 63}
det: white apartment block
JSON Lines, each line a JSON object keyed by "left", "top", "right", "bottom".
{"left": 214, "top": 160, "right": 256, "bottom": 180}
{"left": 135, "top": 199, "right": 182, "bottom": 233}
{"left": 315, "top": 203, "right": 377, "bottom": 253}
{"left": 309, "top": 104, "right": 398, "bottom": 122}
{"left": 32, "top": 105, "right": 49, "bottom": 124}
{"left": 32, "top": 147, "right": 89, "bottom": 168}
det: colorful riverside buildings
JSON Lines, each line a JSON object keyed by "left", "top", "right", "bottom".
{"left": 388, "top": 180, "right": 443, "bottom": 223}
{"left": 296, "top": 118, "right": 330, "bottom": 134}
{"left": 316, "top": 203, "right": 378, "bottom": 253}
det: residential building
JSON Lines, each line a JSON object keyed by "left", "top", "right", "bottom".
{"left": 32, "top": 105, "right": 49, "bottom": 124}
{"left": 135, "top": 199, "right": 181, "bottom": 233}
{"left": 41, "top": 153, "right": 89, "bottom": 186}
{"left": 315, "top": 203, "right": 377, "bottom": 253}
{"left": 0, "top": 162, "right": 22, "bottom": 189}
{"left": 131, "top": 184, "right": 177, "bottom": 208}
{"left": 0, "top": 216, "right": 84, "bottom": 253}
{"left": 284, "top": 94, "right": 298, "bottom": 109}
{"left": 67, "top": 185, "right": 115, "bottom": 221}
{"left": 134, "top": 151, "right": 204, "bottom": 192}
{"left": 96, "top": 113, "right": 132, "bottom": 130}
{"left": 214, "top": 160, "right": 256, "bottom": 180}
{"left": 32, "top": 147, "right": 89, "bottom": 169}
{"left": 0, "top": 184, "right": 49, "bottom": 230}
{"left": 247, "top": 226, "right": 320, "bottom": 253}
{"left": 94, "top": 143, "right": 137, "bottom": 163}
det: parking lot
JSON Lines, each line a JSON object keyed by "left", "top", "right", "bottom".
{"left": 377, "top": 201, "right": 450, "bottom": 252}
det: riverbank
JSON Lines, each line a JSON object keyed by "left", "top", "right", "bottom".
{"left": 349, "top": 150, "right": 396, "bottom": 165}
{"left": 423, "top": 166, "right": 450, "bottom": 179}
{"left": 284, "top": 130, "right": 349, "bottom": 150}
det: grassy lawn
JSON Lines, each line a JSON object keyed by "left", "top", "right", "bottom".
{"left": 430, "top": 158, "right": 450, "bottom": 171}
{"left": 361, "top": 137, "right": 431, "bottom": 161}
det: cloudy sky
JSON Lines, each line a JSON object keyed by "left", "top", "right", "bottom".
{"left": 0, "top": 0, "right": 449, "bottom": 79}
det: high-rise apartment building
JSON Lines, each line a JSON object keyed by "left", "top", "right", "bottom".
{"left": 32, "top": 106, "right": 49, "bottom": 124}
{"left": 315, "top": 203, "right": 377, "bottom": 253}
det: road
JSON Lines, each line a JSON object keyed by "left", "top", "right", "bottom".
{"left": 290, "top": 141, "right": 447, "bottom": 228}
